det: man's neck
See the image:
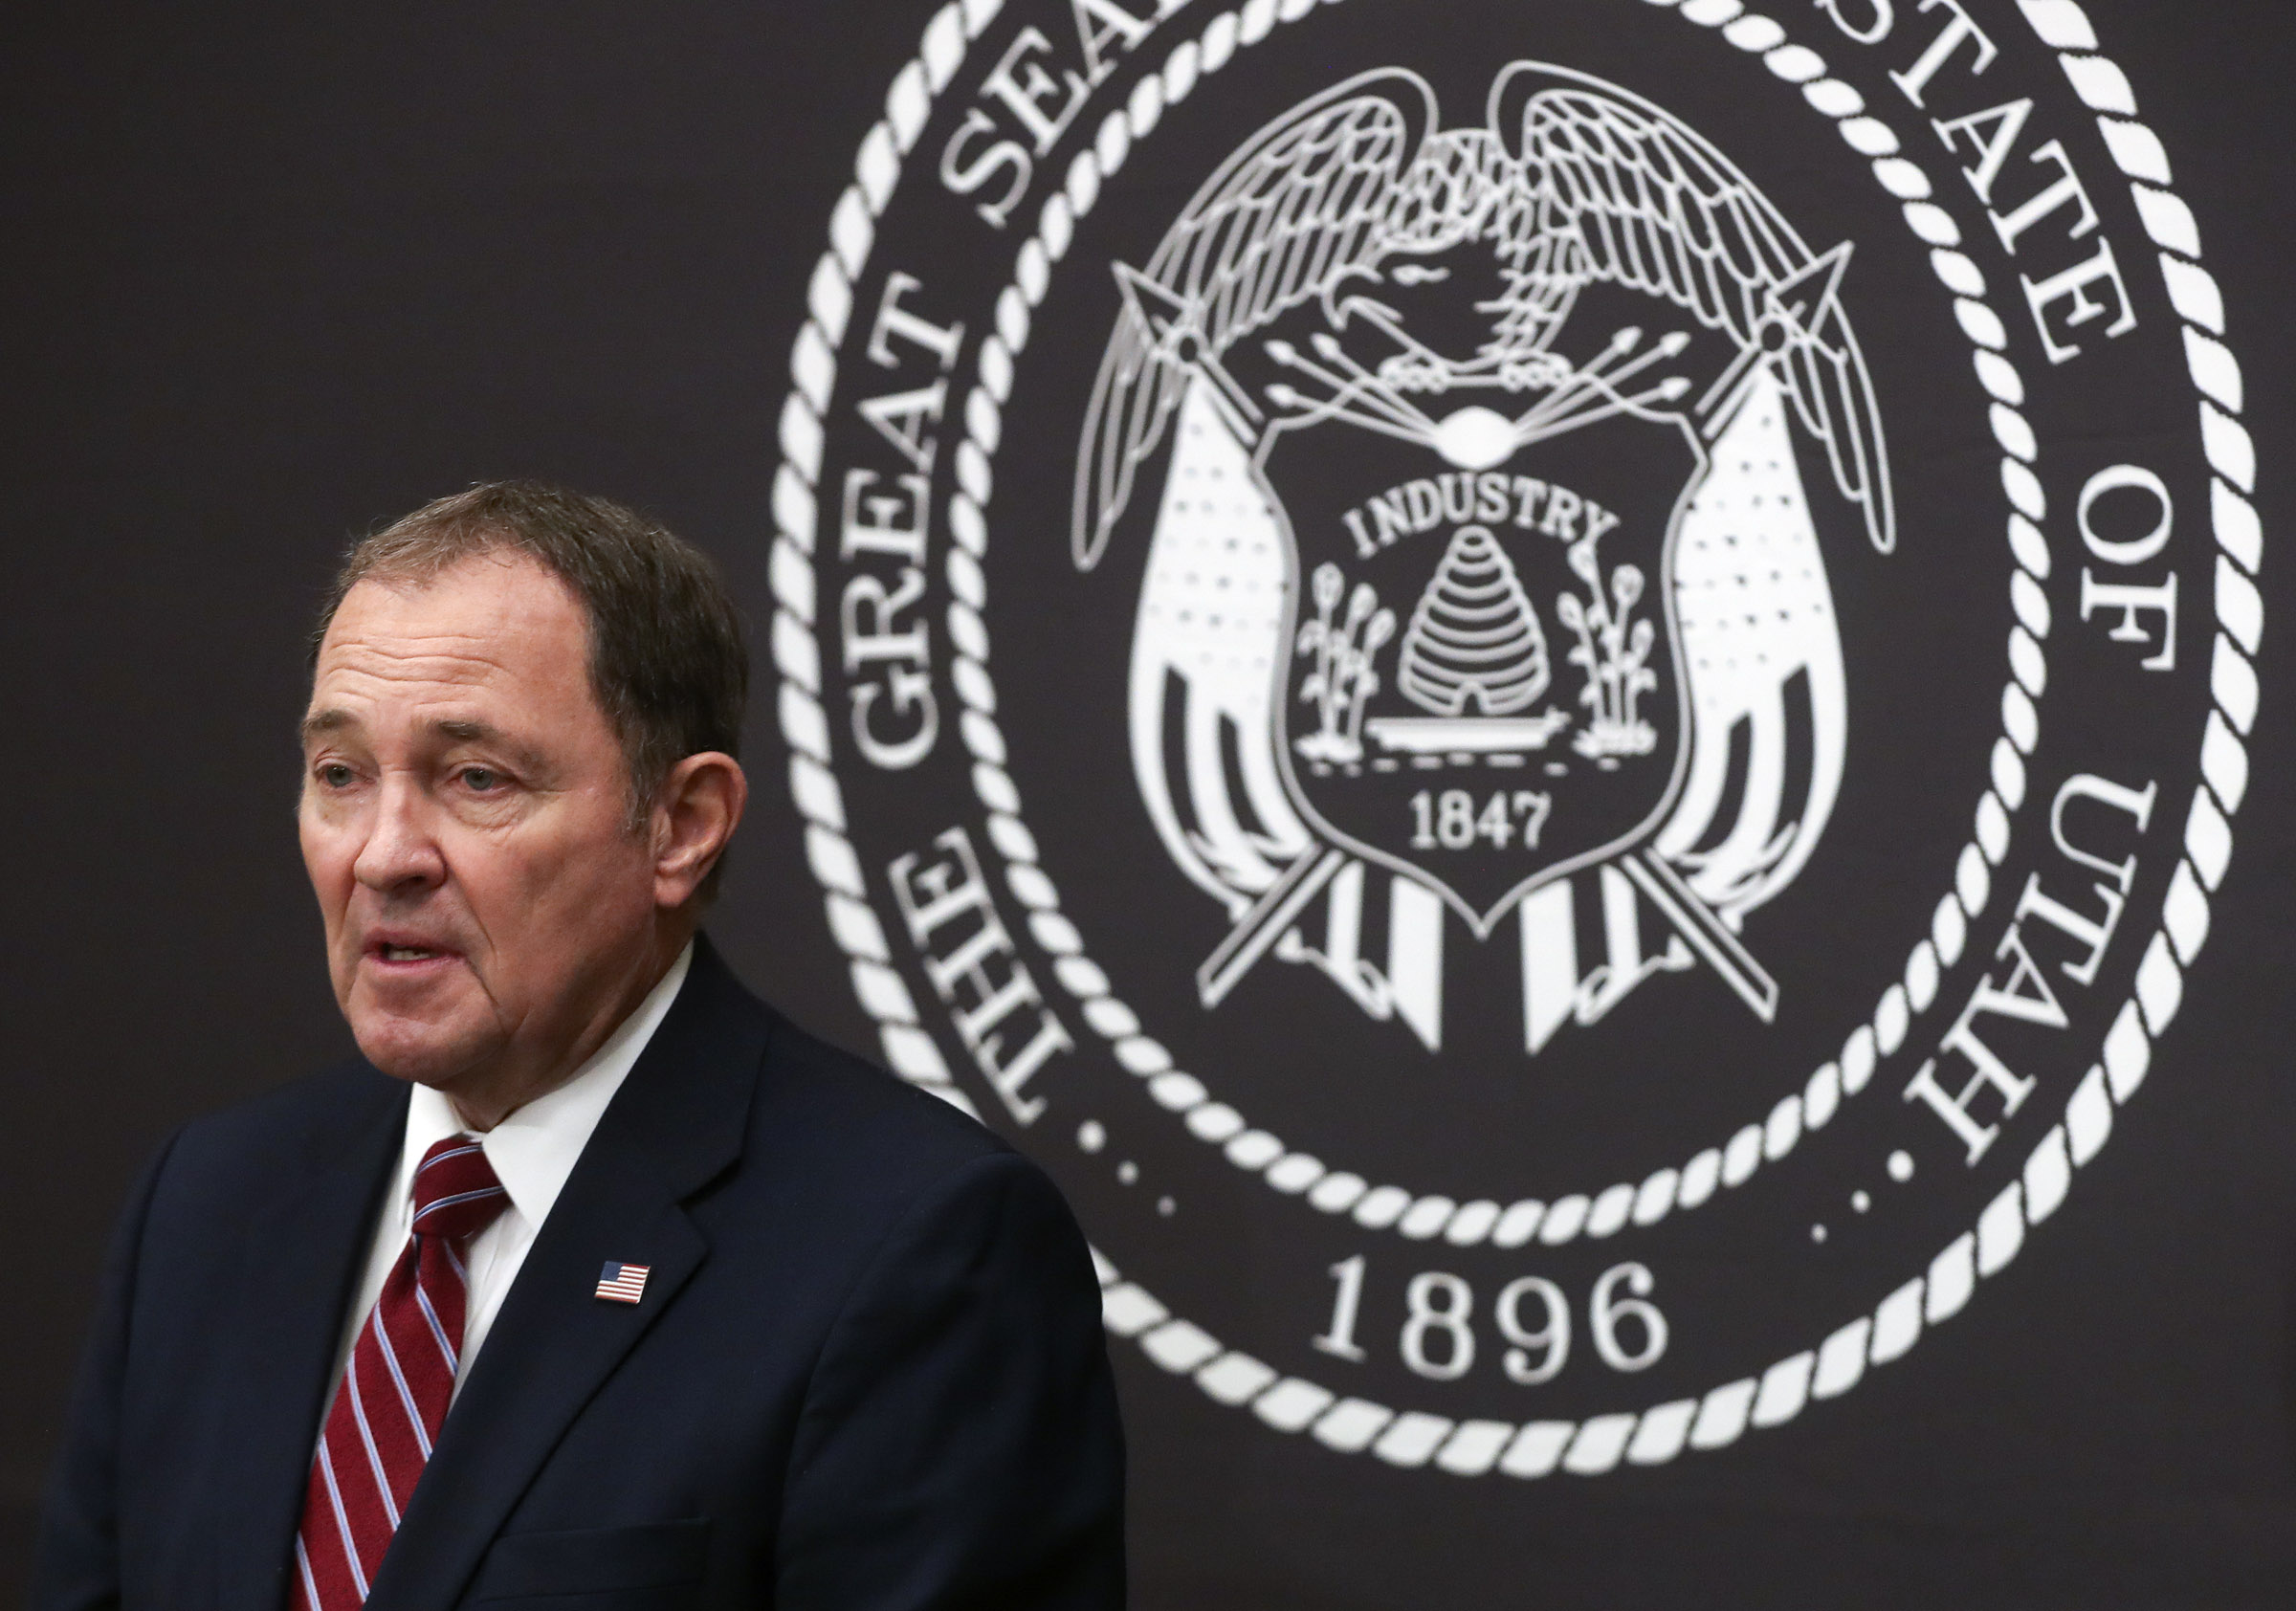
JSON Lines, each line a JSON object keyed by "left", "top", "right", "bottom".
{"left": 445, "top": 928, "right": 694, "bottom": 1132}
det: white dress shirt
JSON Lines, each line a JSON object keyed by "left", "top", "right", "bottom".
{"left": 325, "top": 942, "right": 694, "bottom": 1405}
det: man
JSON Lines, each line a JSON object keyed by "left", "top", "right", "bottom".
{"left": 37, "top": 482, "right": 1126, "bottom": 1609}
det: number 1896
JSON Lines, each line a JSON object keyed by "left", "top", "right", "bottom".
{"left": 1314, "top": 1255, "right": 1668, "bottom": 1382}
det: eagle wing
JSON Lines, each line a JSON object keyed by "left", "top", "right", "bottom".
{"left": 1071, "top": 69, "right": 1438, "bottom": 570}
{"left": 1496, "top": 64, "right": 1894, "bottom": 553}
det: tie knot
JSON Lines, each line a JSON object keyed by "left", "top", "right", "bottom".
{"left": 410, "top": 1136, "right": 509, "bottom": 1242}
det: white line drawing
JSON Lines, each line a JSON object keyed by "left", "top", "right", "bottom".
{"left": 1076, "top": 60, "right": 1893, "bottom": 1036}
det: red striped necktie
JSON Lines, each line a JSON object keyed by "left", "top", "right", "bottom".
{"left": 291, "top": 1136, "right": 509, "bottom": 1608}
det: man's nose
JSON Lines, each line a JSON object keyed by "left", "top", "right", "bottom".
{"left": 352, "top": 775, "right": 448, "bottom": 892}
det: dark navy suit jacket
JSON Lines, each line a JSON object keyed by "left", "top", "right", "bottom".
{"left": 36, "top": 938, "right": 1126, "bottom": 1609}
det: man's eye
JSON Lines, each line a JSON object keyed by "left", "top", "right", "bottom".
{"left": 459, "top": 766, "right": 501, "bottom": 792}
{"left": 318, "top": 763, "right": 356, "bottom": 788}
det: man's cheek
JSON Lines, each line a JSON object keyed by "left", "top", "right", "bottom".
{"left": 301, "top": 829, "right": 357, "bottom": 901}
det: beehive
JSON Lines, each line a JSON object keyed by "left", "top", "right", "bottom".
{"left": 1396, "top": 524, "right": 1551, "bottom": 717}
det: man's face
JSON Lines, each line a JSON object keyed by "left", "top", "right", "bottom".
{"left": 299, "top": 553, "right": 663, "bottom": 1104}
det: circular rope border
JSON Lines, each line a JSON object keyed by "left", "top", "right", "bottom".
{"left": 770, "top": 0, "right": 2258, "bottom": 1470}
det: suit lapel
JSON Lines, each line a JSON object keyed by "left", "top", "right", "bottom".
{"left": 366, "top": 938, "right": 768, "bottom": 1611}
{"left": 211, "top": 1070, "right": 407, "bottom": 1611}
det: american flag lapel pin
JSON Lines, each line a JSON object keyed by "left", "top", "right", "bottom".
{"left": 594, "top": 1261, "right": 651, "bottom": 1305}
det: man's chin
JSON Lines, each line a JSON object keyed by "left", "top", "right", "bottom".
{"left": 348, "top": 1012, "right": 498, "bottom": 1092}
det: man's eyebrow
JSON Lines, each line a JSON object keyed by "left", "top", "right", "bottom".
{"left": 431, "top": 718, "right": 547, "bottom": 770}
{"left": 298, "top": 711, "right": 547, "bottom": 771}
{"left": 300, "top": 708, "right": 356, "bottom": 743}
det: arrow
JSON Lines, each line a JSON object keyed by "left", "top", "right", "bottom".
{"left": 1113, "top": 260, "right": 1264, "bottom": 439}
{"left": 1766, "top": 239, "right": 1851, "bottom": 340}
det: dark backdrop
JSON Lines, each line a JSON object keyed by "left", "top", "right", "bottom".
{"left": 4, "top": 4, "right": 2293, "bottom": 1607}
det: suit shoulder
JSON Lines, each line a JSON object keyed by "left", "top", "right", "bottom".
{"left": 164, "top": 1058, "right": 401, "bottom": 1181}
{"left": 754, "top": 1009, "right": 1015, "bottom": 1178}
{"left": 721, "top": 1008, "right": 1094, "bottom": 1331}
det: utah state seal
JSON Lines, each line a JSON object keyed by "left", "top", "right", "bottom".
{"left": 772, "top": 0, "right": 2262, "bottom": 1482}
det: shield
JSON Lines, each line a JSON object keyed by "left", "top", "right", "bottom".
{"left": 1263, "top": 398, "right": 1702, "bottom": 933}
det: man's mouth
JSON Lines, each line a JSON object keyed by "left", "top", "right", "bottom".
{"left": 366, "top": 939, "right": 456, "bottom": 967}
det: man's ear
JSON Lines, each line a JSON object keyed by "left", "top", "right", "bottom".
{"left": 651, "top": 752, "right": 748, "bottom": 910}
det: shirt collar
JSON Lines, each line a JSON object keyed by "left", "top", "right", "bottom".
{"left": 393, "top": 941, "right": 695, "bottom": 1231}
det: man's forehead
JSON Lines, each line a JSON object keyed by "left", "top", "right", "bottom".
{"left": 307, "top": 556, "right": 596, "bottom": 736}
{"left": 320, "top": 558, "right": 582, "bottom": 667}
{"left": 315, "top": 629, "right": 518, "bottom": 687}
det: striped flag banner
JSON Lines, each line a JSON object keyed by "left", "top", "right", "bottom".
{"left": 594, "top": 1261, "right": 650, "bottom": 1305}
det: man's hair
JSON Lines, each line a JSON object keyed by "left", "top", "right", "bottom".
{"left": 314, "top": 480, "right": 748, "bottom": 895}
